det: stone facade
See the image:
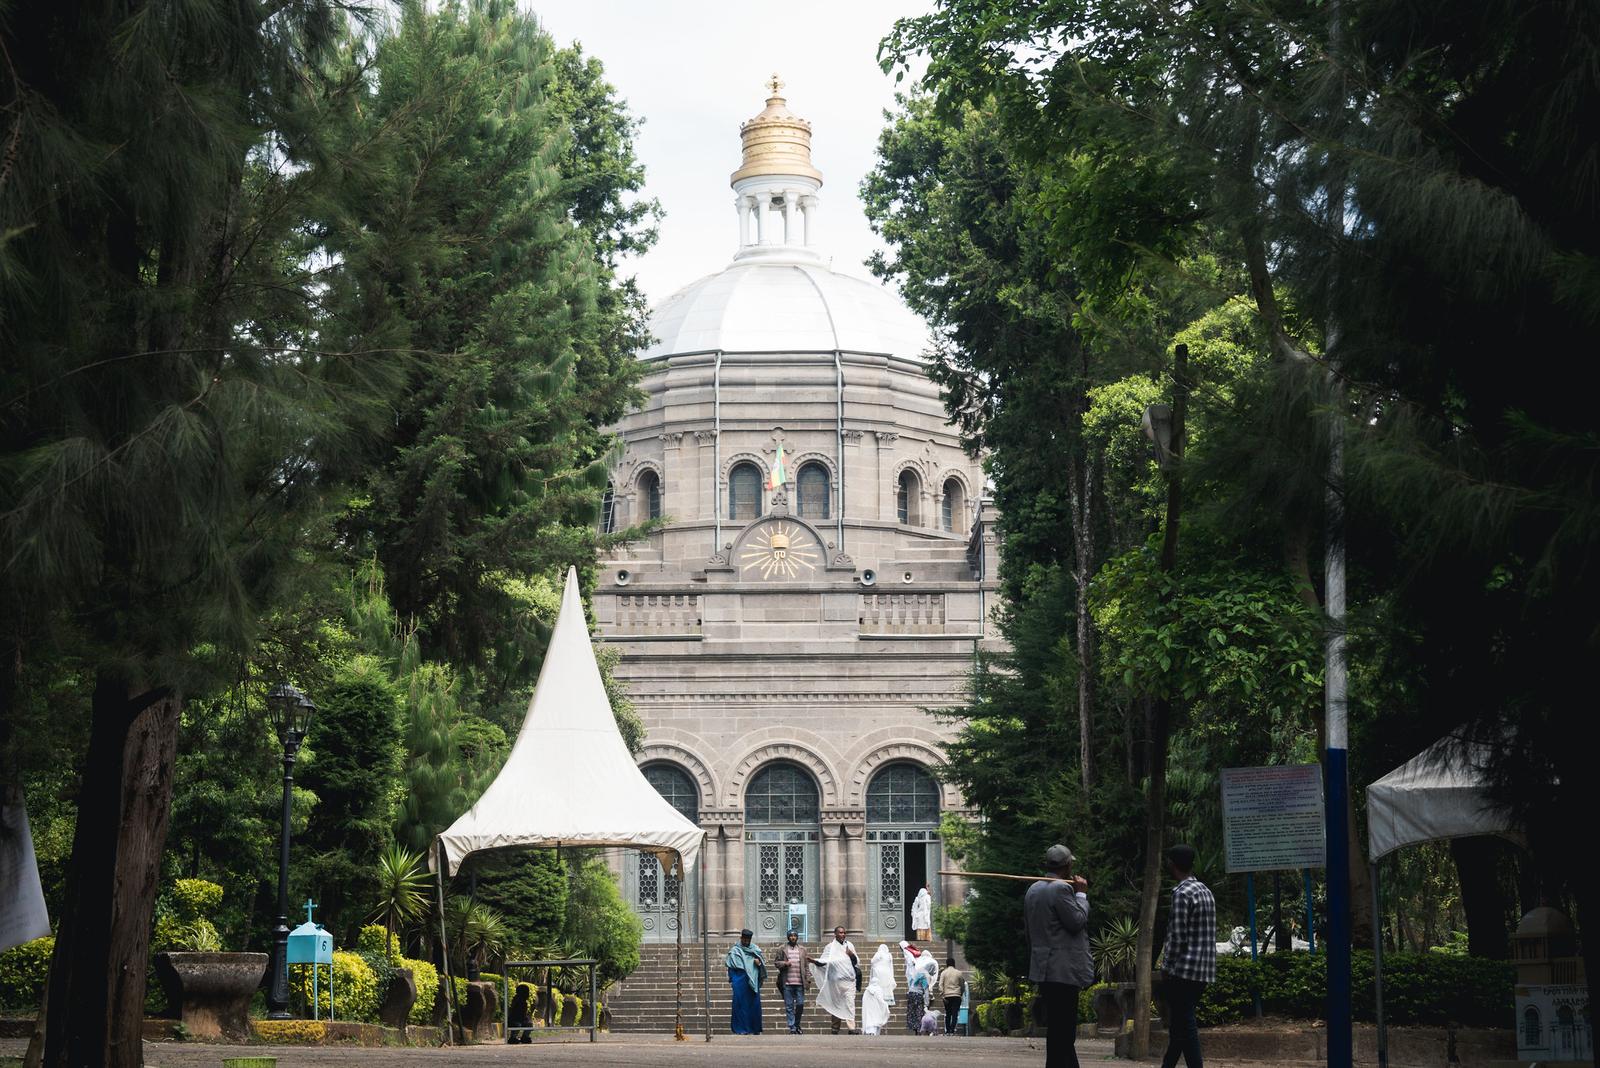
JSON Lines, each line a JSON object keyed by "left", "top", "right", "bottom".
{"left": 595, "top": 82, "right": 1001, "bottom": 951}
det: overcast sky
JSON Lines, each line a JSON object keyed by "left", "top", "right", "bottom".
{"left": 525, "top": 1, "right": 931, "bottom": 307}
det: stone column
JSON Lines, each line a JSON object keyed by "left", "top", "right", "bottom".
{"left": 721, "top": 824, "right": 745, "bottom": 937}
{"left": 802, "top": 195, "right": 819, "bottom": 245}
{"left": 736, "top": 195, "right": 750, "bottom": 248}
{"left": 820, "top": 817, "right": 845, "bottom": 930}
{"left": 841, "top": 817, "right": 867, "bottom": 936}
{"left": 695, "top": 431, "right": 717, "bottom": 530}
{"left": 754, "top": 191, "right": 768, "bottom": 245}
{"left": 783, "top": 191, "right": 799, "bottom": 244}
{"left": 875, "top": 432, "right": 898, "bottom": 524}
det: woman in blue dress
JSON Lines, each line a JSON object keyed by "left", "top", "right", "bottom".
{"left": 724, "top": 929, "right": 766, "bottom": 1034}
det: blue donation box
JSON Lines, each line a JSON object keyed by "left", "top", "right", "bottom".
{"left": 787, "top": 903, "right": 808, "bottom": 942}
{"left": 287, "top": 918, "right": 332, "bottom": 964}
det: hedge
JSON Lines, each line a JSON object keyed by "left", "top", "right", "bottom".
{"left": 1199, "top": 951, "right": 1513, "bottom": 1026}
{"left": 292, "top": 950, "right": 380, "bottom": 1021}
{"left": 402, "top": 957, "right": 439, "bottom": 1025}
{"left": 0, "top": 937, "right": 52, "bottom": 1012}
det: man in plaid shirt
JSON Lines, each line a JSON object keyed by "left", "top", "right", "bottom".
{"left": 1157, "top": 844, "right": 1215, "bottom": 1068}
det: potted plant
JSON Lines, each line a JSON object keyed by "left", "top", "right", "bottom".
{"left": 1090, "top": 917, "right": 1141, "bottom": 1033}
{"left": 152, "top": 880, "right": 268, "bottom": 1041}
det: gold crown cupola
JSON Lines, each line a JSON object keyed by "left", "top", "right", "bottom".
{"left": 731, "top": 75, "right": 825, "bottom": 263}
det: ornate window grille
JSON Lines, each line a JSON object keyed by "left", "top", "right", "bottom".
{"left": 866, "top": 763, "right": 940, "bottom": 825}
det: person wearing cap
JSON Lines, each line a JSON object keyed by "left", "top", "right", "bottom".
{"left": 1024, "top": 843, "right": 1091, "bottom": 1068}
{"left": 1157, "top": 844, "right": 1215, "bottom": 1068}
{"left": 724, "top": 928, "right": 766, "bottom": 1034}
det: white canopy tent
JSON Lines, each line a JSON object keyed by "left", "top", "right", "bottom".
{"left": 433, "top": 567, "right": 708, "bottom": 1041}
{"left": 1365, "top": 732, "right": 1519, "bottom": 1068}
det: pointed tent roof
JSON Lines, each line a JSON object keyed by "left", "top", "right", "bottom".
{"left": 436, "top": 568, "right": 702, "bottom": 876}
{"left": 1365, "top": 732, "right": 1518, "bottom": 861}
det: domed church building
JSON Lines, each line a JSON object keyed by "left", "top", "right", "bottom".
{"left": 595, "top": 81, "right": 998, "bottom": 962}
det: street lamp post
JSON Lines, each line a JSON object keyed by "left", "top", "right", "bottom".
{"left": 265, "top": 683, "right": 316, "bottom": 1020}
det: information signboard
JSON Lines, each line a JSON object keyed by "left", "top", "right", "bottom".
{"left": 1221, "top": 765, "right": 1326, "bottom": 873}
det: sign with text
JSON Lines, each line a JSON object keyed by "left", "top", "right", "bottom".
{"left": 1221, "top": 765, "right": 1326, "bottom": 873}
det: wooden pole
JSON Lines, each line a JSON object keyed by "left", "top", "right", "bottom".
{"left": 936, "top": 870, "right": 1074, "bottom": 884}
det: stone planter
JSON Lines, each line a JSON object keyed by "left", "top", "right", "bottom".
{"left": 153, "top": 951, "right": 268, "bottom": 1041}
{"left": 378, "top": 968, "right": 416, "bottom": 1030}
{"left": 460, "top": 981, "right": 498, "bottom": 1038}
{"left": 1093, "top": 982, "right": 1137, "bottom": 1035}
{"left": 559, "top": 996, "right": 579, "bottom": 1027}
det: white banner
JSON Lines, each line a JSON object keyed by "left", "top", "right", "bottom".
{"left": 1221, "top": 765, "right": 1326, "bottom": 873}
{"left": 0, "top": 791, "right": 51, "bottom": 952}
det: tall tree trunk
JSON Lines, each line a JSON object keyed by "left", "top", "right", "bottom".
{"left": 1131, "top": 343, "right": 1187, "bottom": 1059}
{"left": 1131, "top": 697, "right": 1171, "bottom": 1059}
{"left": 1450, "top": 836, "right": 1510, "bottom": 959}
{"left": 42, "top": 673, "right": 179, "bottom": 1068}
{"left": 1068, "top": 450, "right": 1099, "bottom": 791}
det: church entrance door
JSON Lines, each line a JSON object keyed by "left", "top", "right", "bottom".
{"left": 742, "top": 762, "right": 821, "bottom": 942}
{"left": 865, "top": 764, "right": 942, "bottom": 942}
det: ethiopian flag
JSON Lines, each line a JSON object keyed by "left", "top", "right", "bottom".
{"left": 767, "top": 443, "right": 788, "bottom": 491}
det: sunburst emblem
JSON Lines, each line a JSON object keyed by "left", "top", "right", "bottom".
{"left": 740, "top": 522, "right": 819, "bottom": 579}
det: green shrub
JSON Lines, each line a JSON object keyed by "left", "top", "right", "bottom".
{"left": 0, "top": 936, "right": 53, "bottom": 1012}
{"left": 293, "top": 950, "right": 380, "bottom": 1022}
{"left": 401, "top": 957, "right": 439, "bottom": 1025}
{"left": 978, "top": 994, "right": 1023, "bottom": 1032}
{"left": 1197, "top": 951, "right": 1513, "bottom": 1026}
{"left": 355, "top": 924, "right": 401, "bottom": 961}
{"left": 171, "top": 878, "right": 224, "bottom": 919}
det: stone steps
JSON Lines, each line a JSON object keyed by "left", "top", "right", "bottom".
{"left": 606, "top": 945, "right": 831, "bottom": 1035}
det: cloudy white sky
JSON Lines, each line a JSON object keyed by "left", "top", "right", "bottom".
{"left": 525, "top": 1, "right": 931, "bottom": 306}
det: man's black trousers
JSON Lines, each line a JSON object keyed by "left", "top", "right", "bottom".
{"left": 1039, "top": 981, "right": 1080, "bottom": 1068}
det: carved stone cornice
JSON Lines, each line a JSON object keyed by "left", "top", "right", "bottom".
{"left": 874, "top": 431, "right": 899, "bottom": 445}
{"left": 694, "top": 430, "right": 718, "bottom": 444}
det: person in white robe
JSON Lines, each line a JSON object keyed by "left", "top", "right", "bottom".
{"left": 811, "top": 933, "right": 858, "bottom": 1033}
{"left": 860, "top": 944, "right": 895, "bottom": 1034}
{"left": 910, "top": 883, "right": 933, "bottom": 936}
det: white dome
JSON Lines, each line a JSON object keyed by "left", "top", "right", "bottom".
{"left": 641, "top": 260, "right": 933, "bottom": 361}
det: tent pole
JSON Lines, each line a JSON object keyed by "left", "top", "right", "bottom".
{"left": 1373, "top": 864, "right": 1387, "bottom": 1068}
{"left": 434, "top": 838, "right": 458, "bottom": 1046}
{"left": 675, "top": 851, "right": 686, "bottom": 1040}
{"left": 701, "top": 834, "right": 711, "bottom": 1042}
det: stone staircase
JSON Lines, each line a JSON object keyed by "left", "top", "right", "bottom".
{"left": 605, "top": 943, "right": 808, "bottom": 1036}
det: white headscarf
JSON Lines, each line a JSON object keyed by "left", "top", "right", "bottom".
{"left": 860, "top": 944, "right": 895, "bottom": 1033}
{"left": 911, "top": 886, "right": 933, "bottom": 931}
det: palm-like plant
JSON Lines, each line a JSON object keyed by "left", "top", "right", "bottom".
{"left": 370, "top": 843, "right": 430, "bottom": 957}
{"left": 1091, "top": 916, "right": 1141, "bottom": 983}
{"left": 444, "top": 895, "right": 510, "bottom": 976}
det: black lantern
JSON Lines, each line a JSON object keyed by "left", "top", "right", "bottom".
{"left": 264, "top": 682, "right": 316, "bottom": 1019}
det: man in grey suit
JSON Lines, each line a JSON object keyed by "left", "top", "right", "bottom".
{"left": 1024, "top": 844, "right": 1091, "bottom": 1068}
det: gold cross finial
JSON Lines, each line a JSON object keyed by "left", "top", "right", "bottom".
{"left": 766, "top": 73, "right": 784, "bottom": 97}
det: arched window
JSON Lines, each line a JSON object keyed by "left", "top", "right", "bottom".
{"left": 897, "top": 469, "right": 921, "bottom": 525}
{"left": 1524, "top": 1007, "right": 1542, "bottom": 1047}
{"left": 644, "top": 763, "right": 699, "bottom": 821}
{"left": 797, "top": 462, "right": 830, "bottom": 519}
{"left": 638, "top": 469, "right": 662, "bottom": 521}
{"left": 866, "top": 763, "right": 941, "bottom": 825}
{"left": 745, "top": 762, "right": 820, "bottom": 825}
{"left": 729, "top": 462, "right": 761, "bottom": 522}
{"left": 601, "top": 484, "right": 616, "bottom": 534}
{"left": 942, "top": 478, "right": 964, "bottom": 532}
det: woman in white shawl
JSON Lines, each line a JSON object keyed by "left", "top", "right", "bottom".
{"left": 860, "top": 944, "right": 895, "bottom": 1034}
{"left": 810, "top": 936, "right": 858, "bottom": 1033}
{"left": 911, "top": 883, "right": 933, "bottom": 936}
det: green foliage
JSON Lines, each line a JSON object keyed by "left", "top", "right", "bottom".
{"left": 976, "top": 995, "right": 1024, "bottom": 1033}
{"left": 402, "top": 956, "right": 440, "bottom": 1025}
{"left": 560, "top": 855, "right": 642, "bottom": 987}
{"left": 299, "top": 657, "right": 403, "bottom": 940}
{"left": 475, "top": 851, "right": 568, "bottom": 958}
{"left": 1091, "top": 917, "right": 1140, "bottom": 984}
{"left": 0, "top": 937, "right": 53, "bottom": 1012}
{"left": 444, "top": 896, "right": 510, "bottom": 975}
{"left": 1197, "top": 952, "right": 1513, "bottom": 1026}
{"left": 293, "top": 950, "right": 381, "bottom": 1023}
{"left": 368, "top": 844, "right": 429, "bottom": 955}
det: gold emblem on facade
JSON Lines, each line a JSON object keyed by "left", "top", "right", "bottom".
{"left": 740, "top": 522, "right": 818, "bottom": 579}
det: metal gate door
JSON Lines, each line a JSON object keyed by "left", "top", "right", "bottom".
{"left": 866, "top": 829, "right": 941, "bottom": 941}
{"left": 745, "top": 829, "right": 819, "bottom": 941}
{"left": 627, "top": 852, "right": 696, "bottom": 943}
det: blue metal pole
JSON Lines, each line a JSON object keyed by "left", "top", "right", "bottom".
{"left": 1303, "top": 869, "right": 1316, "bottom": 954}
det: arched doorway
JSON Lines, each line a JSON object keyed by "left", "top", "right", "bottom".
{"left": 628, "top": 763, "right": 700, "bottom": 942}
{"left": 743, "top": 762, "right": 821, "bottom": 941}
{"left": 865, "top": 763, "right": 942, "bottom": 941}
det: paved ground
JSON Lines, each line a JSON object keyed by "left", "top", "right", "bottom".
{"left": 0, "top": 1034, "right": 1331, "bottom": 1067}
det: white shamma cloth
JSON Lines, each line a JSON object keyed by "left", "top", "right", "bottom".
{"left": 811, "top": 939, "right": 858, "bottom": 1029}
{"left": 911, "top": 887, "right": 932, "bottom": 932}
{"left": 860, "top": 944, "right": 895, "bottom": 1034}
